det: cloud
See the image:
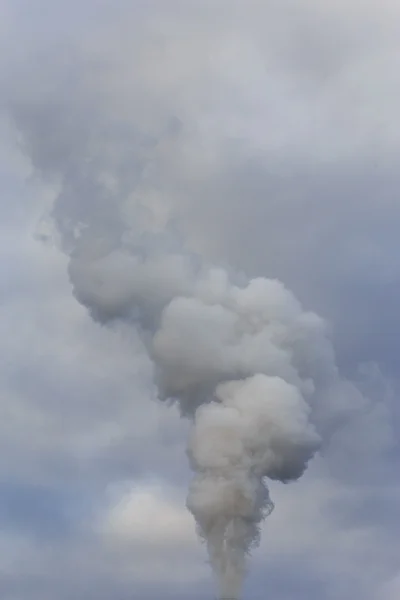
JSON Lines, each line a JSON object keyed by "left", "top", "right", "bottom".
{"left": 98, "top": 482, "right": 196, "bottom": 547}
{"left": 94, "top": 482, "right": 208, "bottom": 587}
{"left": 381, "top": 573, "right": 400, "bottom": 600}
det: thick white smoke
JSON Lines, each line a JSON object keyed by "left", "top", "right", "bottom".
{"left": 187, "top": 375, "right": 320, "bottom": 599}
{"left": 68, "top": 246, "right": 335, "bottom": 599}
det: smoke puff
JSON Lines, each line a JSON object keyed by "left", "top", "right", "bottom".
{"left": 189, "top": 374, "right": 320, "bottom": 483}
{"left": 215, "top": 375, "right": 321, "bottom": 481}
{"left": 68, "top": 251, "right": 193, "bottom": 323}
{"left": 152, "top": 275, "right": 329, "bottom": 410}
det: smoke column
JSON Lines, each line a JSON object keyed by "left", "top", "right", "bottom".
{"left": 3, "top": 39, "right": 365, "bottom": 600}
{"left": 71, "top": 255, "right": 326, "bottom": 598}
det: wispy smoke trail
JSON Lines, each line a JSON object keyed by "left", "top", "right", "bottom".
{"left": 3, "top": 35, "right": 366, "bottom": 600}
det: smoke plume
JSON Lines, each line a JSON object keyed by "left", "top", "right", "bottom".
{"left": 71, "top": 252, "right": 326, "bottom": 598}
{"left": 3, "top": 31, "right": 367, "bottom": 600}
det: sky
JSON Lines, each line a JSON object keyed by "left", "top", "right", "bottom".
{"left": 1, "top": 1, "right": 400, "bottom": 598}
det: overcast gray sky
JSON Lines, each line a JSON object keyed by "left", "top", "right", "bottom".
{"left": 1, "top": 1, "right": 400, "bottom": 599}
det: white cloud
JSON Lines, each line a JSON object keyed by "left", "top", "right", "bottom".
{"left": 93, "top": 481, "right": 208, "bottom": 585}
{"left": 98, "top": 482, "right": 197, "bottom": 547}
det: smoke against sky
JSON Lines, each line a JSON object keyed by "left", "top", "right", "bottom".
{"left": 1, "top": 1, "right": 400, "bottom": 599}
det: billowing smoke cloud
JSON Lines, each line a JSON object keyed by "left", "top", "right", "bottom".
{"left": 71, "top": 248, "right": 330, "bottom": 598}
{"left": 68, "top": 232, "right": 337, "bottom": 597}
{"left": 2, "top": 12, "right": 372, "bottom": 597}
